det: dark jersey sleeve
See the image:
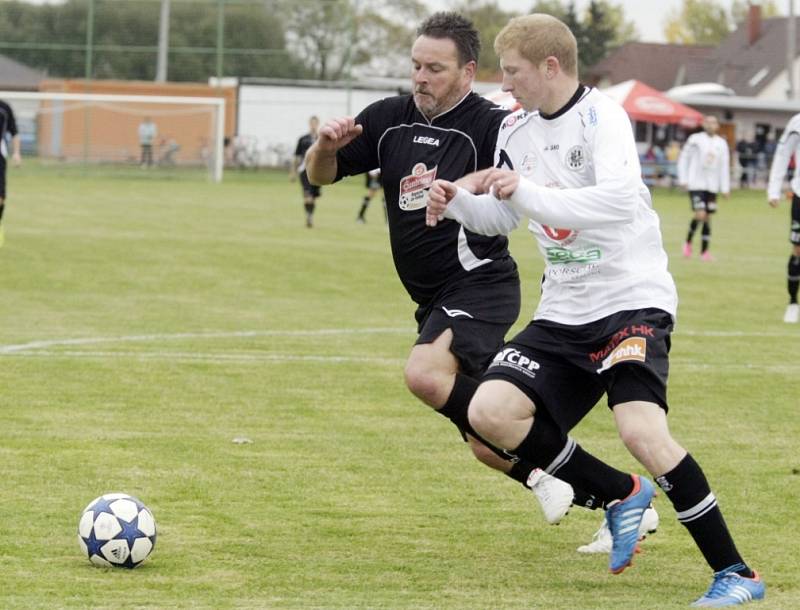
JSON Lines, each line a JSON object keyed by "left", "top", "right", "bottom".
{"left": 334, "top": 99, "right": 390, "bottom": 181}
{"left": 294, "top": 135, "right": 306, "bottom": 158}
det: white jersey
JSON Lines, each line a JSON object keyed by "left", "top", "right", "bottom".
{"left": 767, "top": 112, "right": 800, "bottom": 201}
{"left": 444, "top": 86, "right": 677, "bottom": 325}
{"left": 677, "top": 131, "right": 730, "bottom": 193}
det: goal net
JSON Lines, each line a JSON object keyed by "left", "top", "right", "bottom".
{"left": 0, "top": 91, "right": 226, "bottom": 182}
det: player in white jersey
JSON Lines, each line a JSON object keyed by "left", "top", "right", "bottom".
{"left": 426, "top": 14, "right": 763, "bottom": 606}
{"left": 677, "top": 116, "right": 730, "bottom": 261}
{"left": 766, "top": 112, "right": 800, "bottom": 323}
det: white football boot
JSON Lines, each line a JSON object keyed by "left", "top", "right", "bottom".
{"left": 783, "top": 303, "right": 799, "bottom": 323}
{"left": 527, "top": 468, "right": 574, "bottom": 525}
{"left": 577, "top": 504, "right": 659, "bottom": 554}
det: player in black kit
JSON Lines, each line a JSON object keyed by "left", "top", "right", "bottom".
{"left": 0, "top": 99, "right": 21, "bottom": 247}
{"left": 291, "top": 116, "right": 321, "bottom": 228}
{"left": 305, "top": 12, "right": 585, "bottom": 524}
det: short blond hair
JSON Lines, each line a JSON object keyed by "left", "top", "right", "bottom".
{"left": 494, "top": 14, "right": 578, "bottom": 77}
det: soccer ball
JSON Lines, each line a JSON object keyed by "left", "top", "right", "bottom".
{"left": 77, "top": 493, "right": 157, "bottom": 568}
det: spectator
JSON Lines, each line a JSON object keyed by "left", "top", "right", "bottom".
{"left": 138, "top": 117, "right": 158, "bottom": 168}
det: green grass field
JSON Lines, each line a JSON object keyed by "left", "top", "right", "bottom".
{"left": 1, "top": 165, "right": 797, "bottom": 609}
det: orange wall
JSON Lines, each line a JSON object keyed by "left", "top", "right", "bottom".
{"left": 37, "top": 79, "right": 237, "bottom": 163}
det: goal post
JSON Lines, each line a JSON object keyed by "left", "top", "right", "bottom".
{"left": 0, "top": 90, "right": 226, "bottom": 182}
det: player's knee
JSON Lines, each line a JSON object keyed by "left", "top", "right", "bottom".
{"left": 403, "top": 362, "right": 442, "bottom": 405}
{"left": 616, "top": 417, "right": 672, "bottom": 459}
{"left": 467, "top": 391, "right": 504, "bottom": 442}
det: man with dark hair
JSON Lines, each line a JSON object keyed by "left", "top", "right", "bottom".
{"left": 304, "top": 11, "right": 619, "bottom": 528}
{"left": 291, "top": 116, "right": 321, "bottom": 228}
{"left": 0, "top": 99, "right": 21, "bottom": 247}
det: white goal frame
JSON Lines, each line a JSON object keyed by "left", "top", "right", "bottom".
{"left": 0, "top": 90, "right": 226, "bottom": 182}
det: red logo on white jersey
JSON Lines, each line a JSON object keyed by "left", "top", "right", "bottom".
{"left": 542, "top": 225, "right": 575, "bottom": 241}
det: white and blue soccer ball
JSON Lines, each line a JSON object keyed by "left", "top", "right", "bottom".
{"left": 77, "top": 493, "right": 157, "bottom": 568}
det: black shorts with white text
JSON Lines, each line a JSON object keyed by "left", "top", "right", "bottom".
{"left": 482, "top": 308, "right": 673, "bottom": 434}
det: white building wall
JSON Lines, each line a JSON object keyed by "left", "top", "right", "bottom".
{"left": 236, "top": 84, "right": 398, "bottom": 167}
{"left": 759, "top": 57, "right": 800, "bottom": 101}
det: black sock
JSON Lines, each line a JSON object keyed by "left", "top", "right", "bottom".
{"left": 572, "top": 489, "right": 605, "bottom": 510}
{"left": 437, "top": 373, "right": 478, "bottom": 433}
{"left": 507, "top": 460, "right": 535, "bottom": 487}
{"left": 511, "top": 412, "right": 634, "bottom": 504}
{"left": 701, "top": 221, "right": 711, "bottom": 253}
{"left": 788, "top": 255, "right": 800, "bottom": 304}
{"left": 687, "top": 218, "right": 699, "bottom": 243}
{"left": 509, "top": 454, "right": 598, "bottom": 506}
{"left": 0, "top": 203, "right": 4, "bottom": 223}
{"left": 358, "top": 197, "right": 369, "bottom": 219}
{"left": 657, "top": 454, "right": 752, "bottom": 577}
{"left": 436, "top": 374, "right": 520, "bottom": 463}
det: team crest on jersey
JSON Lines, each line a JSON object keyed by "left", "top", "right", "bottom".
{"left": 565, "top": 145, "right": 586, "bottom": 171}
{"left": 399, "top": 163, "right": 437, "bottom": 211}
{"left": 520, "top": 152, "right": 538, "bottom": 175}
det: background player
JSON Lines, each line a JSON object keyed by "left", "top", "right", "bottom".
{"left": 357, "top": 169, "right": 384, "bottom": 223}
{"left": 426, "top": 14, "right": 763, "bottom": 606}
{"left": 677, "top": 115, "right": 730, "bottom": 261}
{"left": 766, "top": 111, "right": 800, "bottom": 323}
{"left": 0, "top": 98, "right": 22, "bottom": 247}
{"left": 291, "top": 115, "right": 321, "bottom": 228}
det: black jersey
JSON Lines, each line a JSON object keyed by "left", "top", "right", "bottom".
{"left": 334, "top": 92, "right": 517, "bottom": 317}
{"left": 294, "top": 132, "right": 316, "bottom": 172}
{"left": 0, "top": 101, "right": 18, "bottom": 160}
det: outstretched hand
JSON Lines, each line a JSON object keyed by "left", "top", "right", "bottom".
{"left": 317, "top": 117, "right": 364, "bottom": 152}
{"left": 426, "top": 179, "right": 458, "bottom": 227}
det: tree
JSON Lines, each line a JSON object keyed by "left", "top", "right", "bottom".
{"left": 664, "top": 0, "right": 732, "bottom": 45}
{"left": 281, "top": 0, "right": 426, "bottom": 80}
{"left": 527, "top": 1, "right": 637, "bottom": 75}
{"left": 451, "top": 0, "right": 518, "bottom": 78}
{"left": 0, "top": 0, "right": 308, "bottom": 82}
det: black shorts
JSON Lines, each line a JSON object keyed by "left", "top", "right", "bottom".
{"left": 482, "top": 308, "right": 673, "bottom": 434}
{"left": 791, "top": 194, "right": 800, "bottom": 245}
{"left": 299, "top": 171, "right": 320, "bottom": 198}
{"left": 365, "top": 172, "right": 381, "bottom": 190}
{"left": 414, "top": 273, "right": 520, "bottom": 378}
{"left": 689, "top": 190, "right": 717, "bottom": 214}
{"left": 0, "top": 156, "right": 6, "bottom": 199}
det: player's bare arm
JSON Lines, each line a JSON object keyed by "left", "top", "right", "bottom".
{"left": 305, "top": 117, "right": 363, "bottom": 185}
{"left": 11, "top": 135, "right": 21, "bottom": 167}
